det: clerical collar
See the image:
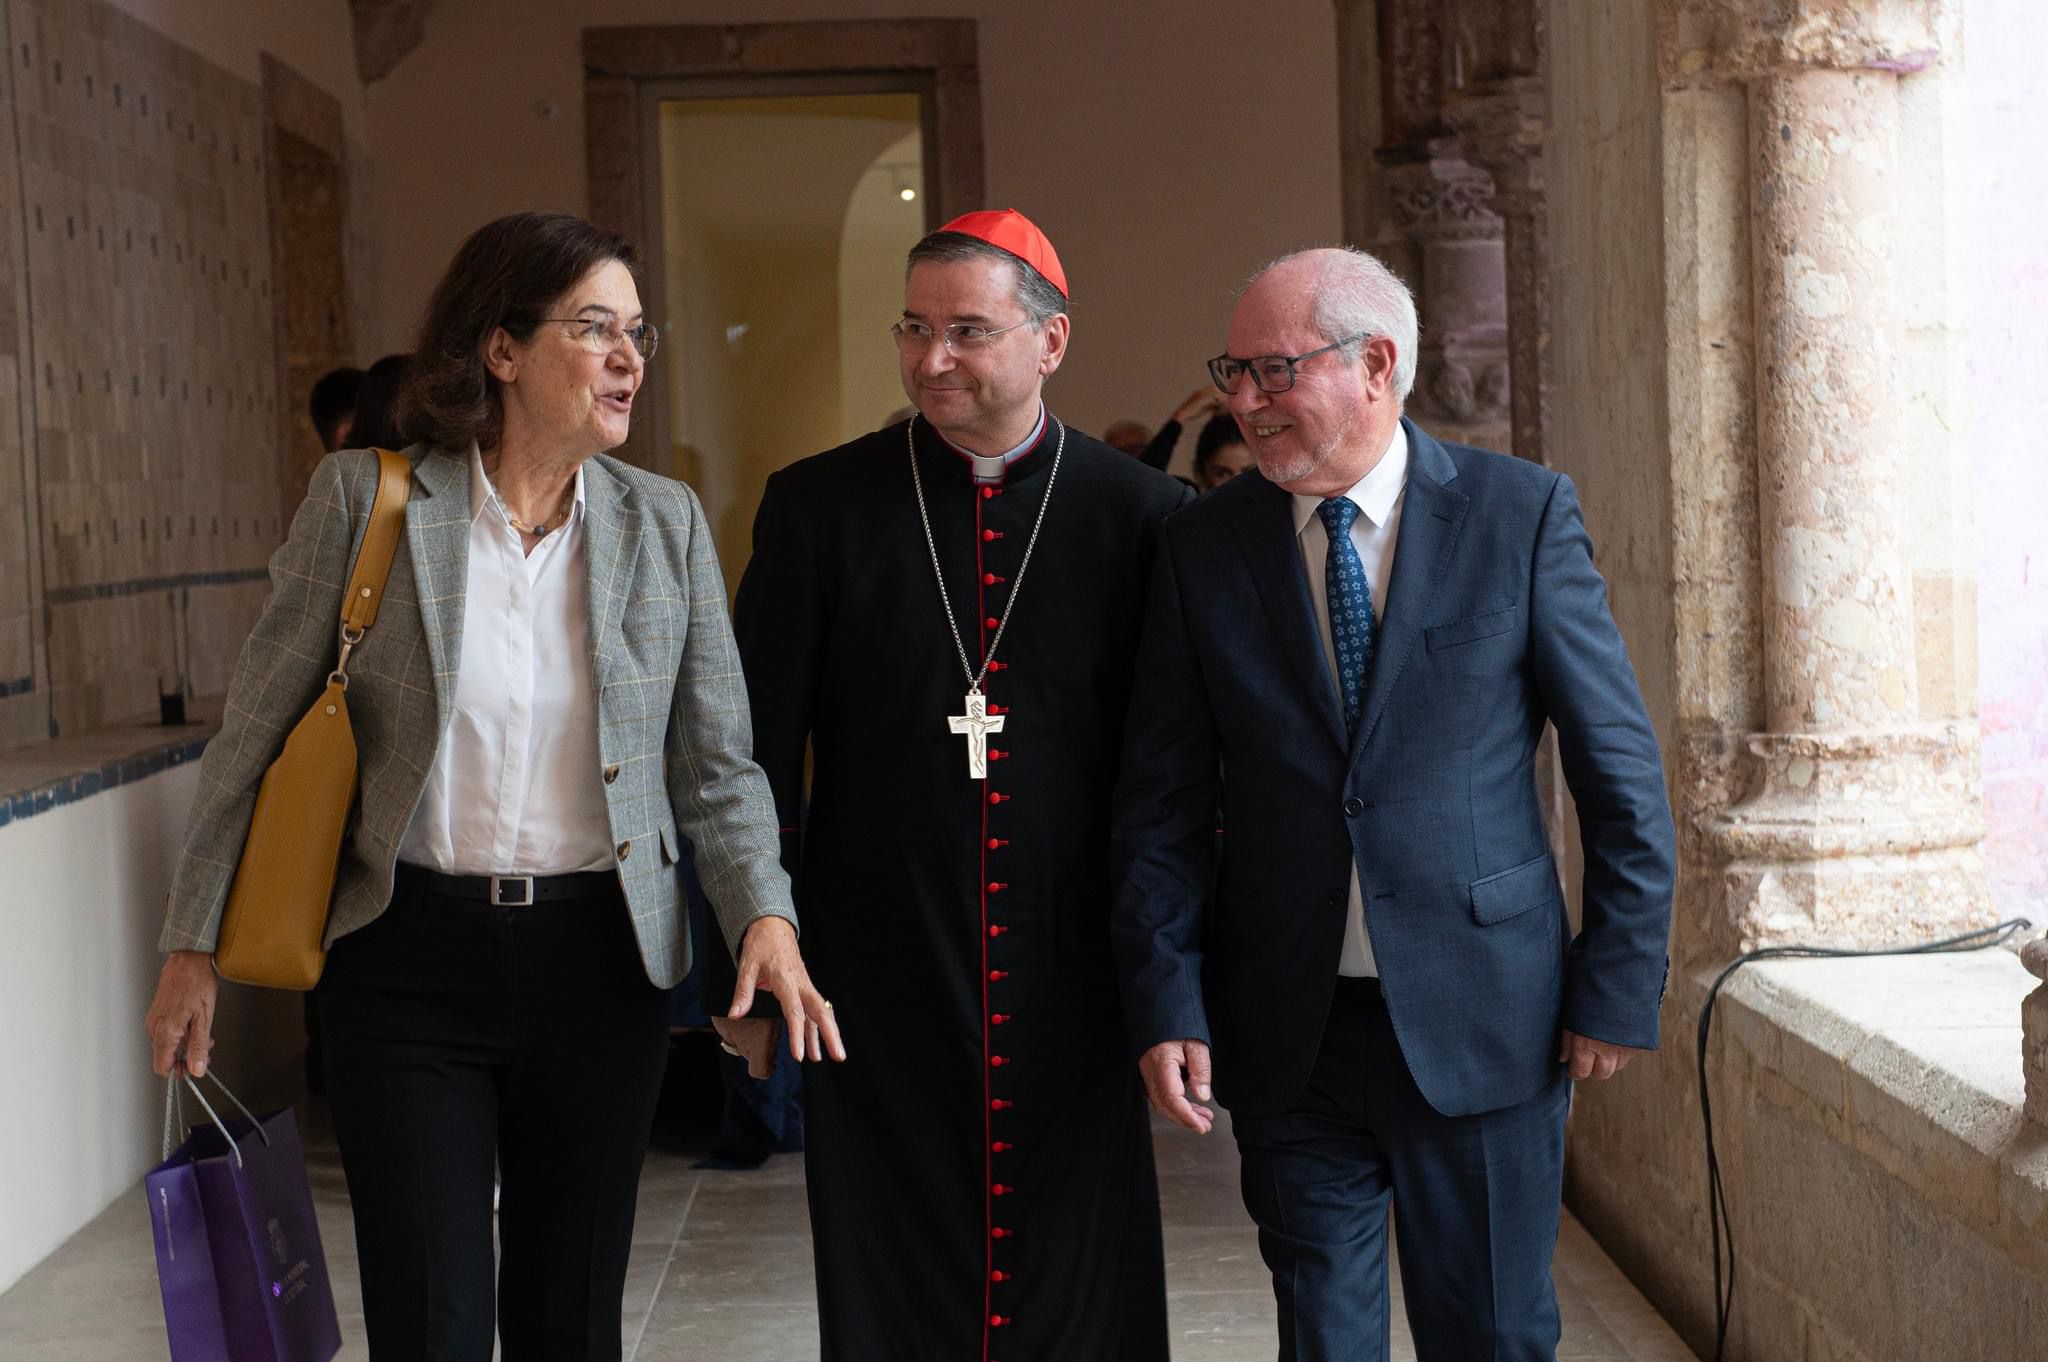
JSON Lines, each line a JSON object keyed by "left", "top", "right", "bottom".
{"left": 932, "top": 405, "right": 1048, "bottom": 485}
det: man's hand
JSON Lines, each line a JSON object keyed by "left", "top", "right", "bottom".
{"left": 712, "top": 1016, "right": 781, "bottom": 1080}
{"left": 1558, "top": 1029, "right": 1643, "bottom": 1081}
{"left": 145, "top": 951, "right": 218, "bottom": 1078}
{"left": 731, "top": 916, "right": 847, "bottom": 1064}
{"left": 1138, "top": 1039, "right": 1214, "bottom": 1134}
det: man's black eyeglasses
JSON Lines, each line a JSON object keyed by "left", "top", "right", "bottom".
{"left": 1207, "top": 333, "right": 1369, "bottom": 395}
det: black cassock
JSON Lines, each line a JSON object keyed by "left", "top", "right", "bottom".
{"left": 730, "top": 415, "right": 1190, "bottom": 1362}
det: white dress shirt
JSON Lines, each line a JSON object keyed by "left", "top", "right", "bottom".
{"left": 396, "top": 449, "right": 616, "bottom": 876}
{"left": 1290, "top": 423, "right": 1409, "bottom": 976}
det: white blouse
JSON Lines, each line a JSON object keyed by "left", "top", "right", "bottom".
{"left": 396, "top": 448, "right": 616, "bottom": 876}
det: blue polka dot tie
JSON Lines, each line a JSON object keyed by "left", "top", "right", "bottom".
{"left": 1317, "top": 496, "right": 1377, "bottom": 738}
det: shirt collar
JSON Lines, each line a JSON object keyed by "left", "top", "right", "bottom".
{"left": 470, "top": 445, "right": 588, "bottom": 531}
{"left": 1290, "top": 422, "right": 1409, "bottom": 538}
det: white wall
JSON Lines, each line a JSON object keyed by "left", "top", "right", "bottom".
{"left": 360, "top": 0, "right": 1344, "bottom": 442}
{"left": 0, "top": 765, "right": 300, "bottom": 1295}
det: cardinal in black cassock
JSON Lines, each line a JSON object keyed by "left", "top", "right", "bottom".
{"left": 725, "top": 211, "right": 1190, "bottom": 1361}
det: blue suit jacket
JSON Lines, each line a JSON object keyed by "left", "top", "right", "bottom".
{"left": 1109, "top": 420, "right": 1676, "bottom": 1118}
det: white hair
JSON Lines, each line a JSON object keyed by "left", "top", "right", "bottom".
{"left": 1250, "top": 247, "right": 1419, "bottom": 400}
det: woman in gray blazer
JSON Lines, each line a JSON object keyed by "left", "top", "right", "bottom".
{"left": 143, "top": 211, "right": 842, "bottom": 1360}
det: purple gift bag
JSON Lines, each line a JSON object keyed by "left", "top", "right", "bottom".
{"left": 145, "top": 1073, "right": 342, "bottom": 1362}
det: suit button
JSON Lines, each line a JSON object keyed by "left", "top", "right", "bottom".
{"left": 617, "top": 840, "right": 632, "bottom": 860}
{"left": 1343, "top": 797, "right": 1364, "bottom": 817}
{"left": 603, "top": 764, "right": 620, "bottom": 784}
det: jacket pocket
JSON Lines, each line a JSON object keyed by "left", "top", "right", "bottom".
{"left": 1469, "top": 852, "right": 1559, "bottom": 925}
{"left": 1425, "top": 605, "right": 1517, "bottom": 652}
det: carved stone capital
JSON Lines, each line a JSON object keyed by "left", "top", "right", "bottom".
{"left": 1660, "top": 0, "right": 1950, "bottom": 86}
{"left": 1380, "top": 148, "right": 1504, "bottom": 244}
{"left": 1446, "top": 76, "right": 1546, "bottom": 203}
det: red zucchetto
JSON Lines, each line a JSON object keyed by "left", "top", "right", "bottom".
{"left": 936, "top": 208, "right": 1069, "bottom": 299}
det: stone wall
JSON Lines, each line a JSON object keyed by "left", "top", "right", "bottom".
{"left": 1542, "top": 0, "right": 2048, "bottom": 1358}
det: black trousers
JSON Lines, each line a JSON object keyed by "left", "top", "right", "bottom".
{"left": 1231, "top": 977, "right": 1571, "bottom": 1362}
{"left": 317, "top": 867, "right": 671, "bottom": 1362}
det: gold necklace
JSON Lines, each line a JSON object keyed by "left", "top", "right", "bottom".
{"left": 486, "top": 469, "right": 574, "bottom": 537}
{"left": 503, "top": 497, "right": 572, "bottom": 537}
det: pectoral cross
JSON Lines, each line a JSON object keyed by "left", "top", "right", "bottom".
{"left": 947, "top": 689, "right": 1006, "bottom": 780}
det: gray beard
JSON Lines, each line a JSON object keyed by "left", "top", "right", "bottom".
{"left": 1254, "top": 409, "right": 1354, "bottom": 488}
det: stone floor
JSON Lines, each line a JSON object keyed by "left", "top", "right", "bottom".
{"left": 0, "top": 1096, "right": 1697, "bottom": 1360}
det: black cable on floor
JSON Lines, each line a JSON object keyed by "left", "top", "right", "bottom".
{"left": 1695, "top": 915, "right": 2033, "bottom": 1362}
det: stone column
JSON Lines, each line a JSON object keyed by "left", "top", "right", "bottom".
{"left": 1335, "top": 0, "right": 1512, "bottom": 453}
{"left": 1679, "top": 0, "right": 1993, "bottom": 948}
{"left": 1448, "top": 76, "right": 1549, "bottom": 466}
{"left": 1381, "top": 147, "right": 1512, "bottom": 449}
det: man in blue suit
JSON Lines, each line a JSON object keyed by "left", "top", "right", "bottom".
{"left": 1110, "top": 248, "right": 1675, "bottom": 1361}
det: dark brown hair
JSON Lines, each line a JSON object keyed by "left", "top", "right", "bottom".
{"left": 399, "top": 211, "right": 639, "bottom": 452}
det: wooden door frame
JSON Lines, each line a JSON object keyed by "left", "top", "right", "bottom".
{"left": 583, "top": 19, "right": 986, "bottom": 474}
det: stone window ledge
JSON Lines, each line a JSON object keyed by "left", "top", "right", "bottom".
{"left": 1715, "top": 953, "right": 2048, "bottom": 1265}
{"left": 0, "top": 700, "right": 222, "bottom": 828}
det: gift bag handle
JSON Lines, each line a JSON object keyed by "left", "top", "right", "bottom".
{"left": 160, "top": 1068, "right": 269, "bottom": 1167}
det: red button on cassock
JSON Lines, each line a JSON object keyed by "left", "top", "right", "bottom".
{"left": 984, "top": 616, "right": 1000, "bottom": 629}
{"left": 989, "top": 881, "right": 1008, "bottom": 893}
{"left": 992, "top": 1140, "right": 1012, "bottom": 1152}
{"left": 981, "top": 487, "right": 996, "bottom": 500}
{"left": 990, "top": 1055, "right": 1007, "bottom": 1067}
{"left": 988, "top": 660, "right": 1009, "bottom": 672}
{"left": 991, "top": 1314, "right": 1011, "bottom": 1327}
{"left": 989, "top": 925, "right": 1007, "bottom": 937}
{"left": 988, "top": 837, "right": 1010, "bottom": 850}
{"left": 984, "top": 573, "right": 1006, "bottom": 586}
{"left": 991, "top": 1098, "right": 1013, "bottom": 1111}
{"left": 989, "top": 749, "right": 1009, "bottom": 761}
{"left": 989, "top": 969, "right": 1009, "bottom": 981}
{"left": 983, "top": 529, "right": 1004, "bottom": 542}
{"left": 991, "top": 1269, "right": 1009, "bottom": 1282}
{"left": 988, "top": 703, "right": 1009, "bottom": 715}
{"left": 988, "top": 791, "right": 1009, "bottom": 805}
{"left": 991, "top": 1226, "right": 1010, "bottom": 1239}
{"left": 991, "top": 1013, "right": 1011, "bottom": 1025}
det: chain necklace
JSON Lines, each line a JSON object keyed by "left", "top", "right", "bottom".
{"left": 503, "top": 499, "right": 572, "bottom": 537}
{"left": 908, "top": 414, "right": 1066, "bottom": 778}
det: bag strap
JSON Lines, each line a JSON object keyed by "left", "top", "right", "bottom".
{"left": 331, "top": 449, "right": 412, "bottom": 684}
{"left": 161, "top": 1069, "right": 268, "bottom": 1166}
{"left": 340, "top": 449, "right": 413, "bottom": 637}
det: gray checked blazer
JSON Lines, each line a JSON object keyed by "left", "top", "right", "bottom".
{"left": 159, "top": 443, "right": 798, "bottom": 988}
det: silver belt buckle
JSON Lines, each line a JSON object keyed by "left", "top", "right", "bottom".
{"left": 490, "top": 875, "right": 534, "bottom": 907}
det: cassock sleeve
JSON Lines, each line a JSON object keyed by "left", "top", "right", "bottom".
{"left": 708, "top": 470, "right": 825, "bottom": 1015}
{"left": 1526, "top": 473, "right": 1677, "bottom": 1050}
{"left": 1108, "top": 519, "right": 1220, "bottom": 1058}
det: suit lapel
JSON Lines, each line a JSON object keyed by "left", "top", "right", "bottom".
{"left": 1350, "top": 420, "right": 1467, "bottom": 764}
{"left": 579, "top": 458, "right": 638, "bottom": 696}
{"left": 404, "top": 447, "right": 473, "bottom": 729}
{"left": 1232, "top": 474, "right": 1346, "bottom": 750}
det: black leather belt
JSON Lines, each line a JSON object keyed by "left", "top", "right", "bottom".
{"left": 396, "top": 863, "right": 618, "bottom": 907}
